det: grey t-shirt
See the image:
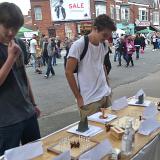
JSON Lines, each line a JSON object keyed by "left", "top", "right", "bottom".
{"left": 0, "top": 42, "right": 35, "bottom": 127}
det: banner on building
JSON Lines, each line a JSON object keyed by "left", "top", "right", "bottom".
{"left": 50, "top": 0, "right": 91, "bottom": 21}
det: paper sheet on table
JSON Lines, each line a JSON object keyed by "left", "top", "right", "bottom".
{"left": 128, "top": 98, "right": 151, "bottom": 107}
{"left": 79, "top": 139, "right": 112, "bottom": 160}
{"left": 53, "top": 151, "right": 71, "bottom": 160}
{"left": 4, "top": 141, "right": 43, "bottom": 160}
{"left": 138, "top": 118, "right": 160, "bottom": 135}
{"left": 135, "top": 89, "right": 146, "bottom": 98}
{"left": 111, "top": 97, "right": 128, "bottom": 110}
{"left": 67, "top": 125, "right": 103, "bottom": 137}
{"left": 142, "top": 103, "right": 158, "bottom": 119}
{"left": 88, "top": 112, "right": 117, "bottom": 124}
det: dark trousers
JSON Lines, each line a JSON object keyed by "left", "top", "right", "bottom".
{"left": 127, "top": 54, "right": 134, "bottom": 66}
{"left": 136, "top": 46, "right": 140, "bottom": 59}
{"left": 153, "top": 42, "right": 157, "bottom": 50}
{"left": 123, "top": 53, "right": 128, "bottom": 64}
{"left": 0, "top": 114, "right": 40, "bottom": 156}
{"left": 46, "top": 56, "right": 55, "bottom": 76}
{"left": 42, "top": 53, "right": 48, "bottom": 66}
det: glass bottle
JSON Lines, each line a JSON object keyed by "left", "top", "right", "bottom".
{"left": 121, "top": 126, "right": 132, "bottom": 156}
{"left": 128, "top": 119, "right": 135, "bottom": 148}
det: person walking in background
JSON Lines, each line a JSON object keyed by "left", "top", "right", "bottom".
{"left": 35, "top": 37, "right": 42, "bottom": 74}
{"left": 0, "top": 2, "right": 40, "bottom": 155}
{"left": 56, "top": 37, "right": 62, "bottom": 58}
{"left": 126, "top": 36, "right": 135, "bottom": 67}
{"left": 44, "top": 38, "right": 55, "bottom": 78}
{"left": 157, "top": 33, "right": 160, "bottom": 49}
{"left": 113, "top": 34, "right": 120, "bottom": 62}
{"left": 134, "top": 34, "right": 141, "bottom": 59}
{"left": 52, "top": 40, "right": 57, "bottom": 66}
{"left": 140, "top": 34, "right": 146, "bottom": 54}
{"left": 116, "top": 35, "right": 127, "bottom": 66}
{"left": 40, "top": 34, "right": 45, "bottom": 49}
{"left": 42, "top": 36, "right": 49, "bottom": 66}
{"left": 151, "top": 32, "right": 157, "bottom": 51}
{"left": 30, "top": 34, "right": 38, "bottom": 72}
{"left": 64, "top": 37, "right": 72, "bottom": 68}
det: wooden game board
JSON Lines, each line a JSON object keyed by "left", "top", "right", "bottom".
{"left": 47, "top": 135, "right": 98, "bottom": 160}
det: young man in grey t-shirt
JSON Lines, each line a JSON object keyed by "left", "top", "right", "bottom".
{"left": 65, "top": 14, "right": 116, "bottom": 121}
{"left": 0, "top": 2, "right": 40, "bottom": 155}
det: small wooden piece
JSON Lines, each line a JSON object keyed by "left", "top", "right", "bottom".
{"left": 110, "top": 126, "right": 124, "bottom": 140}
{"left": 70, "top": 141, "right": 80, "bottom": 149}
{"left": 105, "top": 124, "right": 113, "bottom": 132}
{"left": 99, "top": 108, "right": 108, "bottom": 119}
{"left": 157, "top": 102, "right": 160, "bottom": 111}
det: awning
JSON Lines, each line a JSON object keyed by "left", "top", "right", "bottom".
{"left": 16, "top": 27, "right": 38, "bottom": 38}
{"left": 18, "top": 27, "right": 33, "bottom": 33}
{"left": 150, "top": 25, "right": 160, "bottom": 32}
{"left": 137, "top": 28, "right": 154, "bottom": 34}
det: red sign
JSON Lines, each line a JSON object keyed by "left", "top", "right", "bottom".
{"left": 69, "top": 3, "right": 84, "bottom": 9}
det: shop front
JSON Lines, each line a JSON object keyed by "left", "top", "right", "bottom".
{"left": 117, "top": 23, "right": 135, "bottom": 35}
{"left": 77, "top": 21, "right": 92, "bottom": 35}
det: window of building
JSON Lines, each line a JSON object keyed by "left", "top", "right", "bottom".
{"left": 153, "top": 11, "right": 159, "bottom": 25}
{"left": 95, "top": 4, "right": 106, "bottom": 16}
{"left": 121, "top": 7, "right": 130, "bottom": 21}
{"left": 139, "top": 8, "right": 148, "bottom": 21}
{"left": 110, "top": 5, "right": 115, "bottom": 19}
{"left": 116, "top": 5, "right": 120, "bottom": 20}
{"left": 34, "top": 7, "right": 42, "bottom": 20}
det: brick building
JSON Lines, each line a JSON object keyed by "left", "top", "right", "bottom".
{"left": 30, "top": 0, "right": 160, "bottom": 40}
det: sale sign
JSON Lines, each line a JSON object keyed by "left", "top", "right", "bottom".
{"left": 50, "top": 0, "right": 91, "bottom": 21}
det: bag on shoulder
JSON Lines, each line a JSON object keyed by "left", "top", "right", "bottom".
{"left": 64, "top": 36, "right": 89, "bottom": 73}
{"left": 15, "top": 37, "right": 31, "bottom": 65}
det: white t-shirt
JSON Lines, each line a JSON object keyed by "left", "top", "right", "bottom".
{"left": 152, "top": 35, "right": 156, "bottom": 43}
{"left": 30, "top": 39, "right": 37, "bottom": 53}
{"left": 68, "top": 36, "right": 111, "bottom": 105}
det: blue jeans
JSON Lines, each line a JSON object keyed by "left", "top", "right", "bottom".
{"left": 0, "top": 114, "right": 40, "bottom": 156}
{"left": 46, "top": 56, "right": 55, "bottom": 77}
{"left": 52, "top": 54, "right": 57, "bottom": 65}
{"left": 158, "top": 40, "right": 160, "bottom": 49}
{"left": 114, "top": 50, "right": 119, "bottom": 61}
{"left": 118, "top": 52, "right": 122, "bottom": 65}
{"left": 135, "top": 46, "right": 140, "bottom": 59}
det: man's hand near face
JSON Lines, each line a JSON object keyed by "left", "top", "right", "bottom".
{"left": 8, "top": 40, "right": 21, "bottom": 61}
{"left": 0, "top": 39, "right": 21, "bottom": 86}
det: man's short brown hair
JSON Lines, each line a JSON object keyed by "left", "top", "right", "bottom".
{"left": 93, "top": 14, "right": 116, "bottom": 32}
{"left": 0, "top": 2, "right": 24, "bottom": 30}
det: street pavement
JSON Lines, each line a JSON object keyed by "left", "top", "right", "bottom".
{"left": 26, "top": 45, "right": 160, "bottom": 137}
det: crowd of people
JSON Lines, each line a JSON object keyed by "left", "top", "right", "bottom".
{"left": 24, "top": 34, "right": 62, "bottom": 78}
{"left": 112, "top": 33, "right": 145, "bottom": 67}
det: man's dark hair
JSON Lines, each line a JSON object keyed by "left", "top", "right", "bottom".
{"left": 0, "top": 2, "right": 24, "bottom": 29}
{"left": 93, "top": 14, "right": 116, "bottom": 32}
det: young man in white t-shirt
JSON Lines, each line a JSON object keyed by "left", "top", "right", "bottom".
{"left": 65, "top": 14, "right": 116, "bottom": 121}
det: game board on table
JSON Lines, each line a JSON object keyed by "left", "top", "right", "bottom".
{"left": 47, "top": 135, "right": 98, "bottom": 160}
